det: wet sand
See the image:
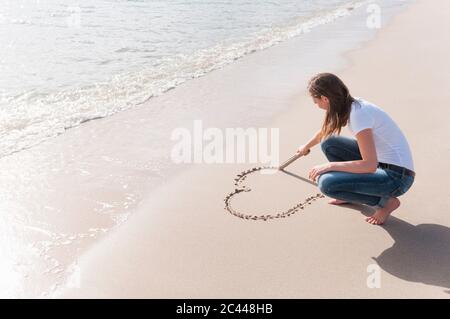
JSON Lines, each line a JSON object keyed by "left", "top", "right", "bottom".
{"left": 57, "top": 0, "right": 450, "bottom": 298}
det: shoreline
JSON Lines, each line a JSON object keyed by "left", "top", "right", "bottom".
{"left": 0, "top": 0, "right": 402, "bottom": 160}
{"left": 1, "top": 0, "right": 447, "bottom": 298}
{"left": 59, "top": 0, "right": 450, "bottom": 298}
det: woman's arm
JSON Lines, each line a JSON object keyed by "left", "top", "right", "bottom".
{"left": 298, "top": 130, "right": 322, "bottom": 154}
{"left": 330, "top": 128, "right": 378, "bottom": 173}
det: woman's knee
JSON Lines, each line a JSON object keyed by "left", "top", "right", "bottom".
{"left": 320, "top": 135, "right": 361, "bottom": 161}
{"left": 320, "top": 135, "right": 346, "bottom": 161}
{"left": 318, "top": 172, "right": 339, "bottom": 196}
{"left": 320, "top": 135, "right": 345, "bottom": 154}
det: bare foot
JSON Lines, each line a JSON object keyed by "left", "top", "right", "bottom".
{"left": 366, "top": 197, "right": 400, "bottom": 225}
{"left": 328, "top": 199, "right": 349, "bottom": 205}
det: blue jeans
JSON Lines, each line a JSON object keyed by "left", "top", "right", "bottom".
{"left": 317, "top": 135, "right": 415, "bottom": 208}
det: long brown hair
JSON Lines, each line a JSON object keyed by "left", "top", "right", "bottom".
{"left": 308, "top": 73, "right": 355, "bottom": 142}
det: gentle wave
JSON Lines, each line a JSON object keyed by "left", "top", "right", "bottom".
{"left": 0, "top": 0, "right": 370, "bottom": 158}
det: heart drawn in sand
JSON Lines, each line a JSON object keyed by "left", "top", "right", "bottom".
{"left": 224, "top": 166, "right": 325, "bottom": 221}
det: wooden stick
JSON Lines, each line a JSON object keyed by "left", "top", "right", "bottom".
{"left": 278, "top": 149, "right": 310, "bottom": 170}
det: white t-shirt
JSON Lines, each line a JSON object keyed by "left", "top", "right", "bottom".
{"left": 348, "top": 98, "right": 414, "bottom": 171}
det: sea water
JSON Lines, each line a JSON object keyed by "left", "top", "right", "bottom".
{"left": 0, "top": 0, "right": 402, "bottom": 158}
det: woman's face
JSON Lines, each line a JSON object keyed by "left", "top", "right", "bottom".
{"left": 312, "top": 95, "right": 330, "bottom": 110}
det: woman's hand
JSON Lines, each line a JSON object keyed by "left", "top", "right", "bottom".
{"left": 296, "top": 145, "right": 311, "bottom": 156}
{"left": 309, "top": 163, "right": 332, "bottom": 182}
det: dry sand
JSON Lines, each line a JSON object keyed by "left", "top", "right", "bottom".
{"left": 60, "top": 0, "right": 450, "bottom": 298}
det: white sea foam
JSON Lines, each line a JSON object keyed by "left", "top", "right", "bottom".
{"left": 0, "top": 0, "right": 373, "bottom": 158}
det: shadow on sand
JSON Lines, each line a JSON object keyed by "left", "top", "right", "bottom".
{"left": 341, "top": 203, "right": 450, "bottom": 294}
{"left": 282, "top": 169, "right": 450, "bottom": 294}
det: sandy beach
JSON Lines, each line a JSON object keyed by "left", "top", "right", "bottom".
{"left": 1, "top": 0, "right": 449, "bottom": 298}
{"left": 56, "top": 0, "right": 450, "bottom": 298}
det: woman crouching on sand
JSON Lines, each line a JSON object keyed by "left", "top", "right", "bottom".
{"left": 298, "top": 73, "right": 415, "bottom": 225}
